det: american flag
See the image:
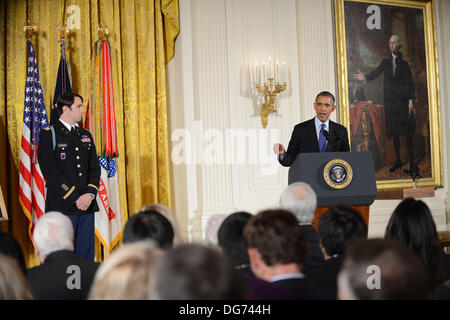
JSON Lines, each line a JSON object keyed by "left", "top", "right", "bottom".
{"left": 19, "top": 41, "right": 48, "bottom": 235}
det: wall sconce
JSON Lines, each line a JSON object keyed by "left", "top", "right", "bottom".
{"left": 253, "top": 58, "right": 287, "bottom": 128}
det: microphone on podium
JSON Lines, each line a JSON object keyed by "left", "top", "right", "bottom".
{"left": 322, "top": 130, "right": 343, "bottom": 152}
{"left": 322, "top": 130, "right": 330, "bottom": 140}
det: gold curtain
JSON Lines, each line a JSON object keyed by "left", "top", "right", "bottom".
{"left": 0, "top": 0, "right": 178, "bottom": 267}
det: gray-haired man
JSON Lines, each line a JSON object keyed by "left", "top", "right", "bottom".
{"left": 280, "top": 182, "right": 324, "bottom": 273}
{"left": 27, "top": 211, "right": 99, "bottom": 300}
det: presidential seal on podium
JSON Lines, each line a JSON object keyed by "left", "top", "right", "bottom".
{"left": 323, "top": 159, "right": 353, "bottom": 189}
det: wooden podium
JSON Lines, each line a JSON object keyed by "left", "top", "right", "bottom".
{"left": 312, "top": 205, "right": 370, "bottom": 230}
{"left": 288, "top": 152, "right": 377, "bottom": 229}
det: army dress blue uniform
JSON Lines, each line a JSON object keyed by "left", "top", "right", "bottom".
{"left": 38, "top": 119, "right": 100, "bottom": 261}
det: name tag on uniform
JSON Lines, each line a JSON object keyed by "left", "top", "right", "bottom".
{"left": 58, "top": 143, "right": 68, "bottom": 148}
{"left": 81, "top": 135, "right": 91, "bottom": 143}
{"left": 60, "top": 153, "right": 66, "bottom": 160}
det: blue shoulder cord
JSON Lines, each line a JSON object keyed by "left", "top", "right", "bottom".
{"left": 50, "top": 126, "right": 56, "bottom": 151}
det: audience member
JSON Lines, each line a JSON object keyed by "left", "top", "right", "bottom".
{"left": 385, "top": 198, "right": 450, "bottom": 291}
{"left": 27, "top": 212, "right": 100, "bottom": 300}
{"left": 89, "top": 241, "right": 163, "bottom": 300}
{"left": 205, "top": 214, "right": 228, "bottom": 248}
{"left": 337, "top": 238, "right": 428, "bottom": 300}
{"left": 123, "top": 209, "right": 174, "bottom": 250}
{"left": 244, "top": 209, "right": 325, "bottom": 299}
{"left": 279, "top": 182, "right": 324, "bottom": 273}
{"left": 0, "top": 254, "right": 32, "bottom": 300}
{"left": 307, "top": 206, "right": 368, "bottom": 299}
{"left": 429, "top": 279, "right": 450, "bottom": 300}
{"left": 0, "top": 230, "right": 26, "bottom": 274}
{"left": 141, "top": 203, "right": 184, "bottom": 245}
{"left": 218, "top": 211, "right": 294, "bottom": 299}
{"left": 218, "top": 212, "right": 253, "bottom": 273}
{"left": 151, "top": 243, "right": 244, "bottom": 299}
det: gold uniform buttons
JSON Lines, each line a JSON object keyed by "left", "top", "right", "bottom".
{"left": 77, "top": 164, "right": 81, "bottom": 168}
{"left": 75, "top": 147, "right": 79, "bottom": 151}
{"left": 79, "top": 173, "right": 83, "bottom": 176}
{"left": 76, "top": 156, "right": 80, "bottom": 159}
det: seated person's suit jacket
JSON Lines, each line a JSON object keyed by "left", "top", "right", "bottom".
{"left": 27, "top": 250, "right": 99, "bottom": 300}
{"left": 306, "top": 256, "right": 343, "bottom": 300}
{"left": 273, "top": 276, "right": 330, "bottom": 300}
{"left": 279, "top": 118, "right": 350, "bottom": 167}
{"left": 300, "top": 224, "right": 325, "bottom": 274}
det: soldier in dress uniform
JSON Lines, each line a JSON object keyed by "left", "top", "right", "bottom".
{"left": 38, "top": 93, "right": 100, "bottom": 261}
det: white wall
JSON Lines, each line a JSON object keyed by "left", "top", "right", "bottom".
{"left": 167, "top": 0, "right": 450, "bottom": 242}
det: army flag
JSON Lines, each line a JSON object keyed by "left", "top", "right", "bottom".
{"left": 85, "top": 40, "right": 121, "bottom": 254}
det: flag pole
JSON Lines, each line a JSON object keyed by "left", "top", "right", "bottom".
{"left": 50, "top": 23, "right": 72, "bottom": 126}
{"left": 98, "top": 23, "right": 109, "bottom": 40}
{"left": 57, "top": 23, "right": 69, "bottom": 42}
{"left": 23, "top": 20, "right": 38, "bottom": 46}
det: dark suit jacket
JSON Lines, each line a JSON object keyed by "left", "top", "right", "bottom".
{"left": 300, "top": 224, "right": 325, "bottom": 274}
{"left": 306, "top": 256, "right": 343, "bottom": 300}
{"left": 273, "top": 276, "right": 329, "bottom": 300}
{"left": 27, "top": 250, "right": 100, "bottom": 300}
{"left": 242, "top": 273, "right": 297, "bottom": 300}
{"left": 37, "top": 120, "right": 100, "bottom": 215}
{"left": 279, "top": 118, "right": 350, "bottom": 167}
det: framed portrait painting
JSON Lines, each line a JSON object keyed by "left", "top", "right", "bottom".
{"left": 334, "top": 0, "right": 442, "bottom": 190}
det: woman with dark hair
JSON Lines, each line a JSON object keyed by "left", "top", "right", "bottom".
{"left": 385, "top": 198, "right": 450, "bottom": 291}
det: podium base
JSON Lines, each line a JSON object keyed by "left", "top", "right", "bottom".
{"left": 313, "top": 205, "right": 370, "bottom": 231}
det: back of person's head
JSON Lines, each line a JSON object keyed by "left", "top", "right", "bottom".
{"left": 243, "top": 209, "right": 307, "bottom": 266}
{"left": 279, "top": 182, "right": 317, "bottom": 224}
{"left": 338, "top": 238, "right": 428, "bottom": 300}
{"left": 89, "top": 241, "right": 162, "bottom": 300}
{"left": 385, "top": 197, "right": 448, "bottom": 289}
{"left": 317, "top": 206, "right": 367, "bottom": 257}
{"left": 0, "top": 254, "right": 32, "bottom": 300}
{"left": 33, "top": 211, "right": 74, "bottom": 259}
{"left": 0, "top": 231, "right": 26, "bottom": 274}
{"left": 152, "top": 243, "right": 244, "bottom": 300}
{"left": 140, "top": 203, "right": 184, "bottom": 245}
{"left": 123, "top": 209, "right": 174, "bottom": 250}
{"left": 217, "top": 211, "right": 252, "bottom": 266}
{"left": 205, "top": 214, "right": 228, "bottom": 248}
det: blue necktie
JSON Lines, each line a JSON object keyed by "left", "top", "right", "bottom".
{"left": 319, "top": 123, "right": 327, "bottom": 152}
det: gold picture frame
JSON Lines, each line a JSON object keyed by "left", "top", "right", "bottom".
{"left": 0, "top": 185, "right": 7, "bottom": 221}
{"left": 334, "top": 0, "right": 442, "bottom": 191}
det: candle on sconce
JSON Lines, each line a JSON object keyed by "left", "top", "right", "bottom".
{"left": 262, "top": 62, "right": 266, "bottom": 84}
{"left": 254, "top": 63, "right": 258, "bottom": 86}
{"left": 276, "top": 60, "right": 280, "bottom": 84}
{"left": 259, "top": 64, "right": 263, "bottom": 86}
{"left": 268, "top": 57, "right": 273, "bottom": 79}
{"left": 281, "top": 61, "right": 286, "bottom": 83}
